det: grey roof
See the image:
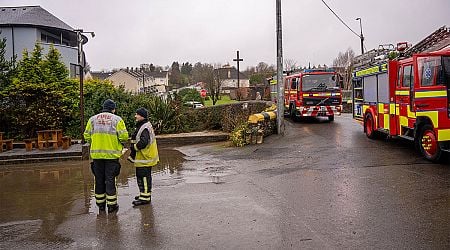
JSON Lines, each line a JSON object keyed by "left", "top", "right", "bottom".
{"left": 126, "top": 70, "right": 168, "bottom": 79}
{"left": 0, "top": 6, "right": 73, "bottom": 31}
{"left": 90, "top": 71, "right": 113, "bottom": 80}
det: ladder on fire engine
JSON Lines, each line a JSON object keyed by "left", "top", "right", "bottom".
{"left": 353, "top": 44, "right": 395, "bottom": 70}
{"left": 403, "top": 25, "right": 450, "bottom": 57}
{"left": 353, "top": 26, "right": 450, "bottom": 70}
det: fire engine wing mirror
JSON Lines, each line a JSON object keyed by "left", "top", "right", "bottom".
{"left": 336, "top": 75, "right": 344, "bottom": 89}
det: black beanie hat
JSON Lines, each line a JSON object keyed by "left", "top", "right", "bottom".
{"left": 102, "top": 99, "right": 116, "bottom": 111}
{"left": 136, "top": 107, "right": 148, "bottom": 119}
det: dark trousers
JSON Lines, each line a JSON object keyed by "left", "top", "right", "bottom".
{"left": 136, "top": 167, "right": 152, "bottom": 201}
{"left": 91, "top": 159, "right": 121, "bottom": 207}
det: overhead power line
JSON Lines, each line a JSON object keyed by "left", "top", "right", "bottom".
{"left": 320, "top": 0, "right": 361, "bottom": 38}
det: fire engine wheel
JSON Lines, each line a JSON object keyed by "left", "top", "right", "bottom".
{"left": 364, "top": 113, "right": 376, "bottom": 139}
{"left": 328, "top": 115, "right": 334, "bottom": 122}
{"left": 418, "top": 125, "right": 442, "bottom": 162}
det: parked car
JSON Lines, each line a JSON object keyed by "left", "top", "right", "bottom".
{"left": 184, "top": 101, "right": 204, "bottom": 109}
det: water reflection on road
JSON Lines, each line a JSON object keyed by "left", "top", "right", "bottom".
{"left": 0, "top": 149, "right": 185, "bottom": 245}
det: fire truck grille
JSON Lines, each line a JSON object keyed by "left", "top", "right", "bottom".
{"left": 303, "top": 97, "right": 341, "bottom": 106}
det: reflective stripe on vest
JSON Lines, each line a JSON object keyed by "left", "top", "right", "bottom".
{"left": 134, "top": 122, "right": 159, "bottom": 167}
{"left": 85, "top": 112, "right": 128, "bottom": 159}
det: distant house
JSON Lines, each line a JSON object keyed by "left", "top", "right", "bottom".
{"left": 0, "top": 5, "right": 89, "bottom": 78}
{"left": 106, "top": 69, "right": 169, "bottom": 94}
{"left": 85, "top": 71, "right": 113, "bottom": 81}
{"left": 215, "top": 65, "right": 250, "bottom": 99}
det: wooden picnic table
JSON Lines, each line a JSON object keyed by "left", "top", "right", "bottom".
{"left": 37, "top": 129, "right": 63, "bottom": 149}
{"left": 0, "top": 132, "right": 14, "bottom": 152}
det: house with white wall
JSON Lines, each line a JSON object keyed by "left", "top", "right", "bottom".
{"left": 0, "top": 5, "right": 88, "bottom": 78}
{"left": 215, "top": 65, "right": 250, "bottom": 98}
{"left": 106, "top": 69, "right": 169, "bottom": 94}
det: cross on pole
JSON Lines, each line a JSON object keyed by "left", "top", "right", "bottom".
{"left": 233, "top": 50, "right": 243, "bottom": 101}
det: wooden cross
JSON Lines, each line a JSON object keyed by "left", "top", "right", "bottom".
{"left": 233, "top": 50, "right": 243, "bottom": 101}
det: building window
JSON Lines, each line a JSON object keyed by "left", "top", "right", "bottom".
{"left": 70, "top": 63, "right": 79, "bottom": 78}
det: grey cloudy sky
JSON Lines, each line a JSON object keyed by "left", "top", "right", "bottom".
{"left": 1, "top": 0, "right": 449, "bottom": 71}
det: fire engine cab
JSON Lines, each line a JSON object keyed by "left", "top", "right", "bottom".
{"left": 285, "top": 69, "right": 343, "bottom": 121}
{"left": 352, "top": 26, "right": 450, "bottom": 162}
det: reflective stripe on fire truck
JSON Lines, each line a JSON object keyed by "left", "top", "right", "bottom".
{"left": 399, "top": 116, "right": 408, "bottom": 127}
{"left": 355, "top": 64, "right": 387, "bottom": 77}
{"left": 299, "top": 106, "right": 340, "bottom": 116}
{"left": 416, "top": 111, "right": 439, "bottom": 128}
{"left": 378, "top": 103, "right": 390, "bottom": 130}
{"left": 407, "top": 106, "right": 416, "bottom": 119}
{"left": 390, "top": 104, "right": 395, "bottom": 114}
{"left": 414, "top": 90, "right": 447, "bottom": 98}
{"left": 302, "top": 93, "right": 341, "bottom": 97}
{"left": 437, "top": 129, "right": 450, "bottom": 141}
{"left": 395, "top": 90, "right": 409, "bottom": 96}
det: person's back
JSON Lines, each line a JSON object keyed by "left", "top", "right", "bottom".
{"left": 84, "top": 99, "right": 128, "bottom": 213}
{"left": 86, "top": 111, "right": 127, "bottom": 159}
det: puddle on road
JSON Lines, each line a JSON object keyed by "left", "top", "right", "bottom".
{"left": 0, "top": 147, "right": 237, "bottom": 245}
{"left": 0, "top": 148, "right": 185, "bottom": 244}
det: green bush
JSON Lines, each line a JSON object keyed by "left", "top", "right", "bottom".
{"left": 177, "top": 88, "right": 204, "bottom": 105}
{"left": 0, "top": 41, "right": 271, "bottom": 140}
{"left": 230, "top": 123, "right": 249, "bottom": 147}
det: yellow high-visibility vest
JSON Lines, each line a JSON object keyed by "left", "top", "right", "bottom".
{"left": 133, "top": 122, "right": 159, "bottom": 167}
{"left": 84, "top": 112, "right": 129, "bottom": 159}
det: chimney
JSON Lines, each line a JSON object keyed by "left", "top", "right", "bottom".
{"left": 126, "top": 67, "right": 129, "bottom": 72}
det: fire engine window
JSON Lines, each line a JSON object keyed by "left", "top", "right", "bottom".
{"left": 402, "top": 65, "right": 412, "bottom": 87}
{"left": 377, "top": 73, "right": 389, "bottom": 103}
{"left": 418, "top": 56, "right": 442, "bottom": 87}
{"left": 291, "top": 78, "right": 298, "bottom": 89}
{"left": 442, "top": 56, "right": 450, "bottom": 84}
{"left": 397, "top": 68, "right": 402, "bottom": 87}
{"left": 363, "top": 75, "right": 377, "bottom": 102}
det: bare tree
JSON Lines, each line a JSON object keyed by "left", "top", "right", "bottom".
{"left": 332, "top": 48, "right": 355, "bottom": 90}
{"left": 255, "top": 62, "right": 275, "bottom": 75}
{"left": 192, "top": 63, "right": 224, "bottom": 105}
{"left": 284, "top": 58, "right": 297, "bottom": 72}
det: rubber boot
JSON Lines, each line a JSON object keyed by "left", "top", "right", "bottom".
{"left": 132, "top": 199, "right": 150, "bottom": 206}
{"left": 108, "top": 204, "right": 119, "bottom": 213}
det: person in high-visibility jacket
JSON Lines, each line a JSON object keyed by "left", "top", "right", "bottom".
{"left": 128, "top": 107, "right": 159, "bottom": 206}
{"left": 84, "top": 99, "right": 129, "bottom": 213}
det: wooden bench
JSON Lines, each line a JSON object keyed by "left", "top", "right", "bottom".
{"left": 37, "top": 129, "right": 63, "bottom": 150}
{"left": 62, "top": 136, "right": 71, "bottom": 149}
{"left": 0, "top": 139, "right": 14, "bottom": 153}
{"left": 24, "top": 138, "right": 38, "bottom": 151}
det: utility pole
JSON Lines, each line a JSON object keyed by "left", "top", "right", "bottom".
{"left": 276, "top": 0, "right": 284, "bottom": 135}
{"left": 233, "top": 50, "right": 243, "bottom": 101}
{"left": 356, "top": 17, "right": 364, "bottom": 54}
{"left": 76, "top": 30, "right": 85, "bottom": 144}
{"left": 75, "top": 29, "right": 94, "bottom": 144}
{"left": 141, "top": 71, "right": 146, "bottom": 93}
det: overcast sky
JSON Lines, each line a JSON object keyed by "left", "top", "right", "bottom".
{"left": 1, "top": 0, "right": 449, "bottom": 71}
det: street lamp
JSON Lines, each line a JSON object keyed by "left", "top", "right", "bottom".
{"left": 356, "top": 18, "right": 364, "bottom": 54}
{"left": 75, "top": 29, "right": 95, "bottom": 143}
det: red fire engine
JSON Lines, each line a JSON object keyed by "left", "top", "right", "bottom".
{"left": 285, "top": 69, "right": 343, "bottom": 121}
{"left": 352, "top": 26, "right": 450, "bottom": 162}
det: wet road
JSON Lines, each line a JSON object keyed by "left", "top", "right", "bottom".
{"left": 0, "top": 114, "right": 449, "bottom": 249}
